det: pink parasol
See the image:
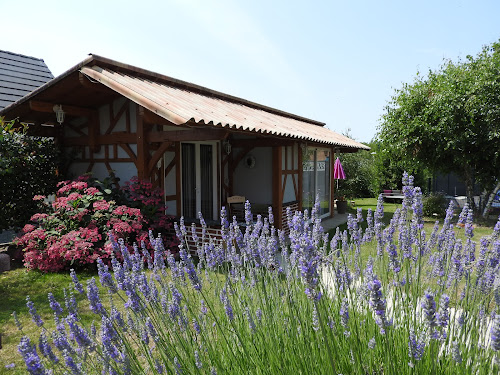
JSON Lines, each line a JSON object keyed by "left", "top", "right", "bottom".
{"left": 333, "top": 157, "right": 346, "bottom": 180}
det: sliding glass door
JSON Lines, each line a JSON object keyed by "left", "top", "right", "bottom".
{"left": 302, "top": 147, "right": 331, "bottom": 218}
{"left": 181, "top": 142, "right": 217, "bottom": 221}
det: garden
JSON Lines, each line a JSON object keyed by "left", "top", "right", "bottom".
{"left": 0, "top": 171, "right": 499, "bottom": 374}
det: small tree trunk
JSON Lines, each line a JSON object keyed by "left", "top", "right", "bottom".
{"left": 482, "top": 180, "right": 500, "bottom": 218}
{"left": 463, "top": 166, "right": 477, "bottom": 214}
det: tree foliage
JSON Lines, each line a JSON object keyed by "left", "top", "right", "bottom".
{"left": 377, "top": 41, "right": 500, "bottom": 213}
{"left": 0, "top": 118, "right": 61, "bottom": 230}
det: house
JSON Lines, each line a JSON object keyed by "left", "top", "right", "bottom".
{"left": 0, "top": 50, "right": 54, "bottom": 110}
{"left": 0, "top": 54, "right": 368, "bottom": 233}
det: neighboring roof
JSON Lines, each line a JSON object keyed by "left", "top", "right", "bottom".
{"left": 0, "top": 54, "right": 369, "bottom": 151}
{"left": 0, "top": 50, "right": 53, "bottom": 110}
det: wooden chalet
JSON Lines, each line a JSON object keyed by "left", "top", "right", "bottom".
{"left": 0, "top": 54, "right": 369, "bottom": 233}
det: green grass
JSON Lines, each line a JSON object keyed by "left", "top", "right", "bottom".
{"left": 331, "top": 197, "right": 497, "bottom": 240}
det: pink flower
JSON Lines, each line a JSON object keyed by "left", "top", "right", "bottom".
{"left": 30, "top": 213, "right": 48, "bottom": 222}
{"left": 93, "top": 200, "right": 110, "bottom": 211}
{"left": 22, "top": 224, "right": 36, "bottom": 233}
{"left": 33, "top": 195, "right": 46, "bottom": 201}
{"left": 85, "top": 187, "right": 100, "bottom": 196}
{"left": 67, "top": 192, "right": 83, "bottom": 201}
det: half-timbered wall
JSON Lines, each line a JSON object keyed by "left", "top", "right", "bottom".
{"left": 65, "top": 98, "right": 138, "bottom": 183}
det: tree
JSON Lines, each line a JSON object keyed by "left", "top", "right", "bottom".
{"left": 377, "top": 41, "right": 500, "bottom": 216}
{"left": 335, "top": 130, "right": 377, "bottom": 199}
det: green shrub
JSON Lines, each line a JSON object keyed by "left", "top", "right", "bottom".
{"left": 423, "top": 192, "right": 447, "bottom": 217}
{"left": 0, "top": 118, "right": 60, "bottom": 231}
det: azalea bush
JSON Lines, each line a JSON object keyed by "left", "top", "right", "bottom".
{"left": 12, "top": 174, "right": 500, "bottom": 374}
{"left": 15, "top": 176, "right": 177, "bottom": 272}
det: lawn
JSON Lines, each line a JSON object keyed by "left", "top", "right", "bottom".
{"left": 331, "top": 197, "right": 496, "bottom": 240}
{"left": 0, "top": 268, "right": 96, "bottom": 373}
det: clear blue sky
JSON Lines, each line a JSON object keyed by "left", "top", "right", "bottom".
{"left": 2, "top": 0, "right": 499, "bottom": 143}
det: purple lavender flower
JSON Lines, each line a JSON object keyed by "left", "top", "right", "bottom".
{"left": 268, "top": 206, "right": 274, "bottom": 226}
{"left": 312, "top": 305, "right": 320, "bottom": 331}
{"left": 101, "top": 316, "right": 120, "bottom": 359}
{"left": 368, "top": 337, "right": 376, "bottom": 349}
{"left": 451, "top": 341, "right": 462, "bottom": 363}
{"left": 47, "top": 292, "right": 63, "bottom": 317}
{"left": 70, "top": 268, "right": 84, "bottom": 294}
{"left": 97, "top": 258, "right": 117, "bottom": 293}
{"left": 244, "top": 200, "right": 253, "bottom": 225}
{"left": 13, "top": 311, "right": 22, "bottom": 331}
{"left": 340, "top": 298, "right": 349, "bottom": 330}
{"left": 179, "top": 244, "right": 202, "bottom": 291}
{"left": 26, "top": 296, "right": 43, "bottom": 327}
{"left": 174, "top": 356, "right": 182, "bottom": 375}
{"left": 437, "top": 294, "right": 450, "bottom": 328}
{"left": 66, "top": 315, "right": 93, "bottom": 350}
{"left": 195, "top": 350, "right": 203, "bottom": 369}
{"left": 38, "top": 332, "right": 58, "bottom": 363}
{"left": 18, "top": 336, "right": 47, "bottom": 375}
{"left": 220, "top": 288, "right": 234, "bottom": 321}
{"left": 111, "top": 255, "right": 126, "bottom": 290}
{"left": 245, "top": 307, "right": 256, "bottom": 332}
{"left": 491, "top": 313, "right": 500, "bottom": 351}
{"left": 368, "top": 277, "right": 390, "bottom": 333}
{"left": 386, "top": 242, "right": 401, "bottom": 273}
{"left": 408, "top": 328, "right": 426, "bottom": 361}
{"left": 256, "top": 308, "right": 262, "bottom": 322}
{"left": 422, "top": 292, "right": 437, "bottom": 327}
{"left": 86, "top": 278, "right": 106, "bottom": 316}
{"left": 63, "top": 349, "right": 82, "bottom": 375}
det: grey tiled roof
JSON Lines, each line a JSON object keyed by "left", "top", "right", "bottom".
{"left": 0, "top": 50, "right": 53, "bottom": 110}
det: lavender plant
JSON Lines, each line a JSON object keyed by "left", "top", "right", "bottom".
{"left": 13, "top": 174, "right": 500, "bottom": 374}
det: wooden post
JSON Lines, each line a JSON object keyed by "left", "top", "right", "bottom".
{"left": 273, "top": 146, "right": 283, "bottom": 229}
{"left": 175, "top": 142, "right": 181, "bottom": 217}
{"left": 136, "top": 105, "right": 147, "bottom": 180}
{"left": 298, "top": 143, "right": 303, "bottom": 212}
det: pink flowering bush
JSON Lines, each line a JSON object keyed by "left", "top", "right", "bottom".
{"left": 15, "top": 175, "right": 178, "bottom": 272}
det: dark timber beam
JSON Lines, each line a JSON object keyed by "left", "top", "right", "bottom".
{"left": 29, "top": 100, "right": 96, "bottom": 118}
{"left": 147, "top": 129, "right": 227, "bottom": 142}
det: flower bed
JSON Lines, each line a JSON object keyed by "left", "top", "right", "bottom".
{"left": 15, "top": 176, "right": 178, "bottom": 272}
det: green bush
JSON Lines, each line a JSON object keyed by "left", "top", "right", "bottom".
{"left": 423, "top": 192, "right": 447, "bottom": 217}
{"left": 0, "top": 118, "right": 61, "bottom": 230}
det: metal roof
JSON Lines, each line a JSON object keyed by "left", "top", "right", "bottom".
{"left": 0, "top": 53, "right": 368, "bottom": 150}
{"left": 0, "top": 50, "right": 53, "bottom": 110}
{"left": 79, "top": 64, "right": 368, "bottom": 150}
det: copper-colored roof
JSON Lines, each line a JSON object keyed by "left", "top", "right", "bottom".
{"left": 79, "top": 63, "right": 368, "bottom": 150}
{"left": 0, "top": 53, "right": 368, "bottom": 150}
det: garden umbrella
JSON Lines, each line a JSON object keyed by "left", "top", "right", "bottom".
{"left": 333, "top": 157, "right": 346, "bottom": 189}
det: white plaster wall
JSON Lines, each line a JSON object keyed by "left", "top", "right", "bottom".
{"left": 108, "top": 163, "right": 137, "bottom": 183}
{"left": 164, "top": 152, "right": 176, "bottom": 196}
{"left": 233, "top": 147, "right": 272, "bottom": 204}
{"left": 68, "top": 162, "right": 88, "bottom": 179}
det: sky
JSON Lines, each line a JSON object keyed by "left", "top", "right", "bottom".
{"left": 2, "top": 0, "right": 499, "bottom": 143}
